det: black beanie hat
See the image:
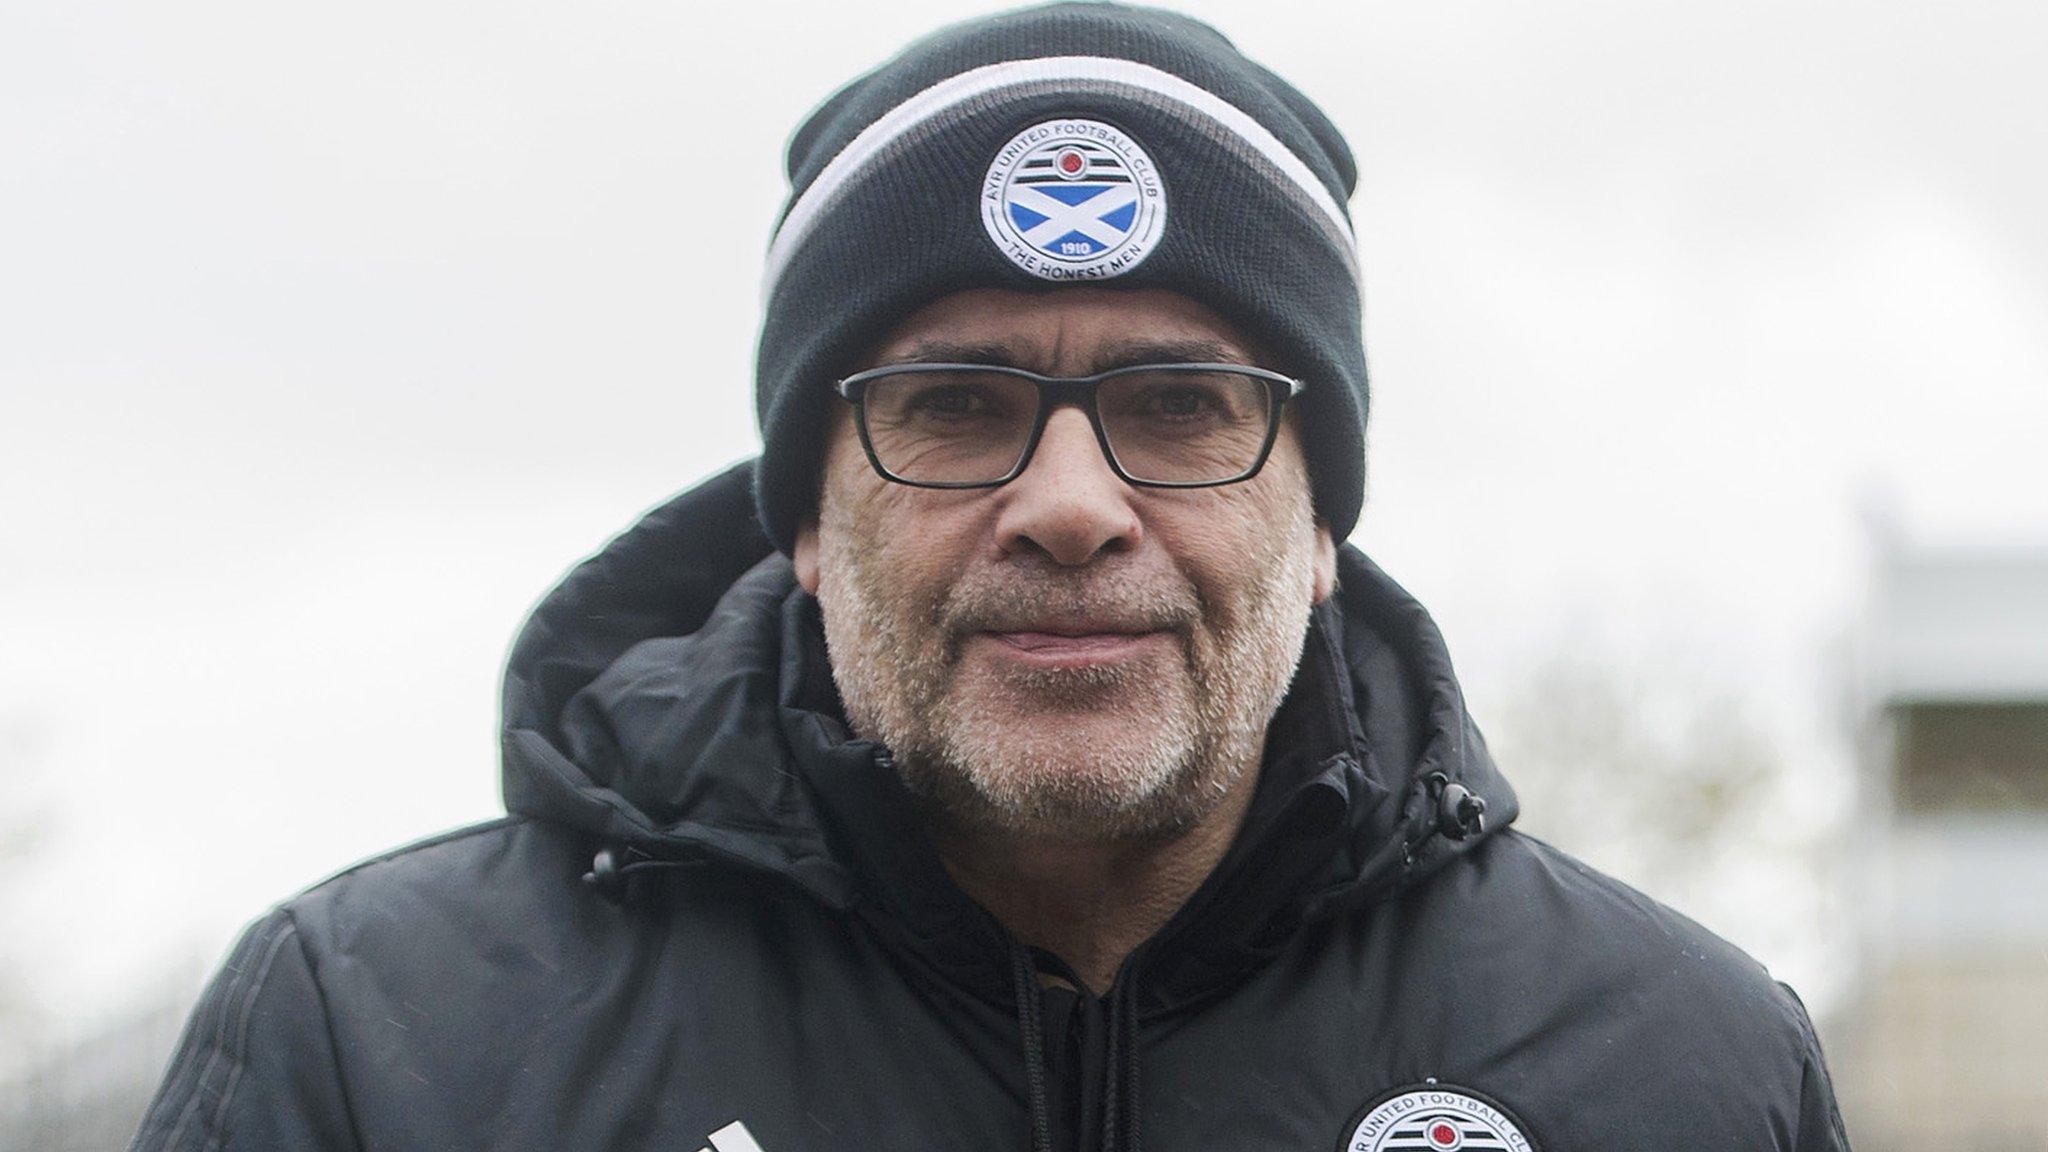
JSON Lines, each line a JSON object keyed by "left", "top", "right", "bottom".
{"left": 753, "top": 1, "right": 1365, "bottom": 550}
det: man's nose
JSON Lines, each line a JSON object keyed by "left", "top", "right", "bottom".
{"left": 992, "top": 405, "right": 1143, "bottom": 565}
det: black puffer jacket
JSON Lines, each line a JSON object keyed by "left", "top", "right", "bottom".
{"left": 132, "top": 461, "right": 1852, "bottom": 1152}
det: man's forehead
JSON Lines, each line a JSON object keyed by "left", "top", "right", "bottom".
{"left": 862, "top": 288, "right": 1264, "bottom": 374}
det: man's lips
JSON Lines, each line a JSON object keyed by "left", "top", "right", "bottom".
{"left": 973, "top": 627, "right": 1174, "bottom": 667}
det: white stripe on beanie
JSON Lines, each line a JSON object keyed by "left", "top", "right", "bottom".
{"left": 761, "top": 54, "right": 1357, "bottom": 303}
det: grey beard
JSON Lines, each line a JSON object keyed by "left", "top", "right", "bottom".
{"left": 887, "top": 650, "right": 1249, "bottom": 843}
{"left": 812, "top": 501, "right": 1319, "bottom": 844}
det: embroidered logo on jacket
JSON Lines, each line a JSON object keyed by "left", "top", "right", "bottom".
{"left": 1341, "top": 1084, "right": 1538, "bottom": 1152}
{"left": 981, "top": 118, "right": 1166, "bottom": 281}
{"left": 694, "top": 1119, "right": 766, "bottom": 1152}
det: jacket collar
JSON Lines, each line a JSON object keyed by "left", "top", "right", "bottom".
{"left": 499, "top": 460, "right": 1518, "bottom": 1001}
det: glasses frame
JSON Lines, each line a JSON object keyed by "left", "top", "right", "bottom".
{"left": 833, "top": 361, "right": 1306, "bottom": 491}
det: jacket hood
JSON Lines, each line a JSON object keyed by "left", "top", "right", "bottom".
{"left": 500, "top": 459, "right": 1517, "bottom": 941}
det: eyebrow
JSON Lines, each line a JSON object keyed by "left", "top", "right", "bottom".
{"left": 885, "top": 336, "right": 1255, "bottom": 372}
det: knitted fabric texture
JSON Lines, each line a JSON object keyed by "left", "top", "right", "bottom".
{"left": 752, "top": 1, "right": 1367, "bottom": 549}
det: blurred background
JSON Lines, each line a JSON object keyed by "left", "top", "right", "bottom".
{"left": 3, "top": 1, "right": 2045, "bottom": 1147}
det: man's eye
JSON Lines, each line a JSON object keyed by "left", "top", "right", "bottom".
{"left": 1130, "top": 384, "right": 1230, "bottom": 422}
{"left": 909, "top": 385, "right": 986, "bottom": 415}
{"left": 1150, "top": 388, "right": 1213, "bottom": 417}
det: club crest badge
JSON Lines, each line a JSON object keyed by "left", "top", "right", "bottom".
{"left": 981, "top": 118, "right": 1166, "bottom": 281}
{"left": 1340, "top": 1084, "right": 1538, "bottom": 1152}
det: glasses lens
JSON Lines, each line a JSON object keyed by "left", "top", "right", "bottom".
{"left": 1096, "top": 369, "right": 1275, "bottom": 484}
{"left": 860, "top": 369, "right": 1040, "bottom": 485}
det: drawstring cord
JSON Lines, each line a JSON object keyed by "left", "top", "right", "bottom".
{"left": 1009, "top": 941, "right": 1055, "bottom": 1152}
{"left": 1099, "top": 976, "right": 1123, "bottom": 1152}
{"left": 1100, "top": 963, "right": 1144, "bottom": 1152}
{"left": 580, "top": 846, "right": 704, "bottom": 904}
{"left": 1423, "top": 771, "right": 1488, "bottom": 843}
{"left": 1009, "top": 940, "right": 1145, "bottom": 1152}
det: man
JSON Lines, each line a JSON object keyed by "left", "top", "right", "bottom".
{"left": 134, "top": 5, "right": 1851, "bottom": 1151}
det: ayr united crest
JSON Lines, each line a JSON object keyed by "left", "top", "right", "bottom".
{"left": 1341, "top": 1084, "right": 1538, "bottom": 1152}
{"left": 981, "top": 118, "right": 1166, "bottom": 280}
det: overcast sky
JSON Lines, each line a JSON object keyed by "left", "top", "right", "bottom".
{"left": 4, "top": 0, "right": 2045, "bottom": 1040}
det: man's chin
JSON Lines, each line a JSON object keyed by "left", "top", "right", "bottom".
{"left": 912, "top": 761, "right": 1206, "bottom": 844}
{"left": 908, "top": 703, "right": 1223, "bottom": 840}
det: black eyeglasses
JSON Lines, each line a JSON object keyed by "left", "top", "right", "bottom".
{"left": 834, "top": 362, "right": 1304, "bottom": 490}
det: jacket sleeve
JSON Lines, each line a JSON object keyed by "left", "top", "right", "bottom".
{"left": 1780, "top": 982, "right": 1855, "bottom": 1151}
{"left": 129, "top": 907, "right": 360, "bottom": 1152}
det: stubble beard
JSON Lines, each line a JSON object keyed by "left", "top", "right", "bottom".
{"left": 813, "top": 497, "right": 1321, "bottom": 844}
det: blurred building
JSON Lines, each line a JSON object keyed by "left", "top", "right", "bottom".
{"left": 1834, "top": 534, "right": 2048, "bottom": 1149}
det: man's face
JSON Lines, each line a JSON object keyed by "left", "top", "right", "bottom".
{"left": 794, "top": 287, "right": 1337, "bottom": 843}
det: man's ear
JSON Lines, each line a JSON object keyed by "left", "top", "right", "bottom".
{"left": 793, "top": 516, "right": 822, "bottom": 594}
{"left": 1311, "top": 518, "right": 1338, "bottom": 603}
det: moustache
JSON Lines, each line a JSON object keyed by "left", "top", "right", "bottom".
{"left": 937, "top": 569, "right": 1202, "bottom": 638}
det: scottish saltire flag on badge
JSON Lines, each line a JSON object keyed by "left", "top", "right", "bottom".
{"left": 981, "top": 118, "right": 1167, "bottom": 280}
